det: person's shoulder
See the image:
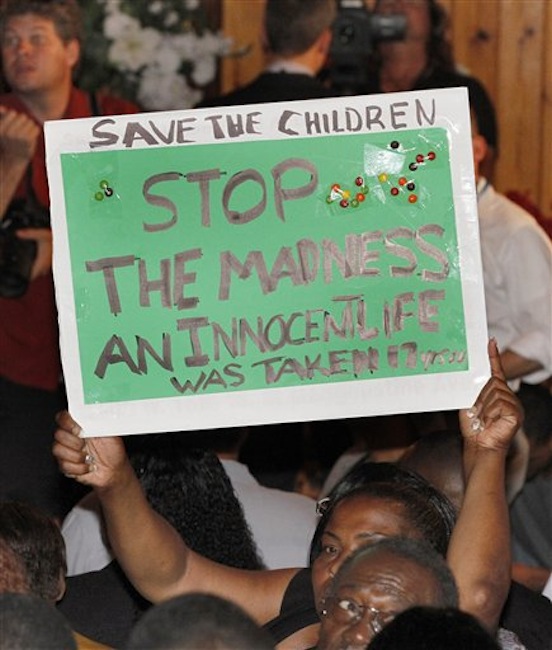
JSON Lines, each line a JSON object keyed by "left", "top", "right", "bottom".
{"left": 97, "top": 93, "right": 141, "bottom": 116}
{"left": 492, "top": 188, "right": 550, "bottom": 239}
{"left": 196, "top": 72, "right": 332, "bottom": 108}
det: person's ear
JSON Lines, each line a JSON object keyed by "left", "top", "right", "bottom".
{"left": 472, "top": 133, "right": 488, "bottom": 168}
{"left": 318, "top": 28, "right": 333, "bottom": 57}
{"left": 66, "top": 39, "right": 80, "bottom": 69}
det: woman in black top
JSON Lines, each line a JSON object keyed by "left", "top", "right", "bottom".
{"left": 53, "top": 341, "right": 519, "bottom": 650}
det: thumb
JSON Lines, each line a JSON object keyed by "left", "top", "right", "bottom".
{"left": 488, "top": 337, "right": 505, "bottom": 381}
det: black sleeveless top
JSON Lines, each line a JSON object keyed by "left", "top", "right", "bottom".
{"left": 263, "top": 568, "right": 320, "bottom": 644}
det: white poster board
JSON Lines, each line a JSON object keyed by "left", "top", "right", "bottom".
{"left": 45, "top": 87, "right": 488, "bottom": 436}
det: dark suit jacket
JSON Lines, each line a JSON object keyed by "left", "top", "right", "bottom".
{"left": 197, "top": 71, "right": 335, "bottom": 107}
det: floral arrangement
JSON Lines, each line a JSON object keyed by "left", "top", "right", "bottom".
{"left": 76, "top": 0, "right": 232, "bottom": 111}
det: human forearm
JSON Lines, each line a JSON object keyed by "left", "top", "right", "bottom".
{"left": 450, "top": 340, "right": 522, "bottom": 631}
{"left": 53, "top": 415, "right": 191, "bottom": 603}
{"left": 97, "top": 459, "right": 191, "bottom": 603}
{"left": 448, "top": 447, "right": 510, "bottom": 631}
{"left": 500, "top": 349, "right": 543, "bottom": 381}
{"left": 512, "top": 563, "right": 551, "bottom": 593}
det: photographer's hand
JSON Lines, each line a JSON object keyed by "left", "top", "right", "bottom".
{"left": 16, "top": 227, "right": 53, "bottom": 279}
{"left": 0, "top": 106, "right": 40, "bottom": 162}
{"left": 0, "top": 107, "right": 40, "bottom": 218}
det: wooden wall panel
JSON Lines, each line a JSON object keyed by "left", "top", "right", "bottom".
{"left": 493, "top": 1, "right": 545, "bottom": 207}
{"left": 539, "top": 3, "right": 552, "bottom": 216}
{"left": 220, "top": 0, "right": 266, "bottom": 95}
{"left": 448, "top": 0, "right": 499, "bottom": 101}
{"left": 220, "top": 0, "right": 551, "bottom": 218}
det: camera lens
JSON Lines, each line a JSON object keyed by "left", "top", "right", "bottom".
{"left": 338, "top": 22, "right": 355, "bottom": 45}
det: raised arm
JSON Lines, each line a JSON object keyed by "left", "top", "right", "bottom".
{"left": 53, "top": 415, "right": 295, "bottom": 624}
{"left": 447, "top": 338, "right": 522, "bottom": 632}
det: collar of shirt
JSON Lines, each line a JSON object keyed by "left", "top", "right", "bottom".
{"left": 264, "top": 60, "right": 315, "bottom": 77}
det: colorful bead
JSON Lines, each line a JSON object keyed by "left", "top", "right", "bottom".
{"left": 416, "top": 154, "right": 424, "bottom": 163}
{"left": 104, "top": 187, "right": 113, "bottom": 197}
{"left": 398, "top": 177, "right": 407, "bottom": 186}
{"left": 331, "top": 183, "right": 341, "bottom": 191}
{"left": 390, "top": 140, "right": 399, "bottom": 149}
{"left": 409, "top": 163, "right": 418, "bottom": 171}
{"left": 356, "top": 193, "right": 366, "bottom": 202}
{"left": 99, "top": 179, "right": 109, "bottom": 189}
{"left": 408, "top": 194, "right": 418, "bottom": 204}
{"left": 355, "top": 176, "right": 364, "bottom": 186}
{"left": 378, "top": 173, "right": 388, "bottom": 182}
{"left": 94, "top": 191, "right": 104, "bottom": 201}
{"left": 351, "top": 199, "right": 359, "bottom": 208}
{"left": 427, "top": 151, "right": 436, "bottom": 160}
{"left": 340, "top": 199, "right": 349, "bottom": 208}
{"left": 407, "top": 182, "right": 415, "bottom": 191}
{"left": 391, "top": 187, "right": 399, "bottom": 196}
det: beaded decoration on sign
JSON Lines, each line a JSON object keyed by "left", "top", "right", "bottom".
{"left": 94, "top": 179, "right": 114, "bottom": 201}
{"left": 326, "top": 140, "right": 437, "bottom": 211}
{"left": 326, "top": 176, "right": 369, "bottom": 209}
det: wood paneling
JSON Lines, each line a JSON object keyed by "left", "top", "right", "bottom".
{"left": 220, "top": 0, "right": 266, "bottom": 95}
{"left": 220, "top": 0, "right": 552, "bottom": 218}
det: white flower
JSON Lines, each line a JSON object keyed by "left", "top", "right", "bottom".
{"left": 192, "top": 56, "right": 217, "bottom": 86}
{"left": 102, "top": 0, "right": 121, "bottom": 16}
{"left": 137, "top": 66, "right": 202, "bottom": 111}
{"left": 152, "top": 37, "right": 182, "bottom": 74}
{"left": 197, "top": 30, "right": 232, "bottom": 57}
{"left": 164, "top": 10, "right": 179, "bottom": 28}
{"left": 103, "top": 8, "right": 139, "bottom": 40}
{"left": 171, "top": 32, "right": 199, "bottom": 60}
{"left": 109, "top": 25, "right": 162, "bottom": 73}
{"left": 85, "top": 1, "right": 231, "bottom": 110}
{"left": 149, "top": 1, "right": 163, "bottom": 15}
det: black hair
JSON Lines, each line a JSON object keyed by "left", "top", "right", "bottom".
{"left": 131, "top": 434, "right": 265, "bottom": 570}
{"left": 0, "top": 593, "right": 77, "bottom": 650}
{"left": 367, "top": 605, "right": 500, "bottom": 649}
{"left": 0, "top": 501, "right": 66, "bottom": 602}
{"left": 327, "top": 537, "right": 459, "bottom": 609}
{"left": 309, "top": 462, "right": 456, "bottom": 564}
{"left": 125, "top": 592, "right": 274, "bottom": 650}
{"left": 0, "top": 0, "right": 83, "bottom": 45}
{"left": 517, "top": 383, "right": 552, "bottom": 446}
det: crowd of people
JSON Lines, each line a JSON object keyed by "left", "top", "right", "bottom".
{"left": 1, "top": 0, "right": 551, "bottom": 648}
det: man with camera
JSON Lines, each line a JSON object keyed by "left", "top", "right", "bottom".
{"left": 0, "top": 0, "right": 138, "bottom": 517}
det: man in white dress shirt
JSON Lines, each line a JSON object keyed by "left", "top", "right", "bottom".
{"left": 472, "top": 113, "right": 552, "bottom": 391}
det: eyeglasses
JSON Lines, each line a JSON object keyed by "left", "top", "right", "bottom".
{"left": 323, "top": 595, "right": 400, "bottom": 634}
{"left": 316, "top": 497, "right": 330, "bottom": 516}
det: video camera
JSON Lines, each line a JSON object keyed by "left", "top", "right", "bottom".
{"left": 328, "top": 0, "right": 407, "bottom": 94}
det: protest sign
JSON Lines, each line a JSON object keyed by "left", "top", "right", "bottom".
{"left": 45, "top": 87, "right": 489, "bottom": 436}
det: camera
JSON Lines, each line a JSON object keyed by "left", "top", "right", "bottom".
{"left": 0, "top": 198, "right": 50, "bottom": 298}
{"left": 328, "top": 0, "right": 407, "bottom": 94}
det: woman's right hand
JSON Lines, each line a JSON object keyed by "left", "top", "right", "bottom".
{"left": 52, "top": 410, "right": 129, "bottom": 489}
